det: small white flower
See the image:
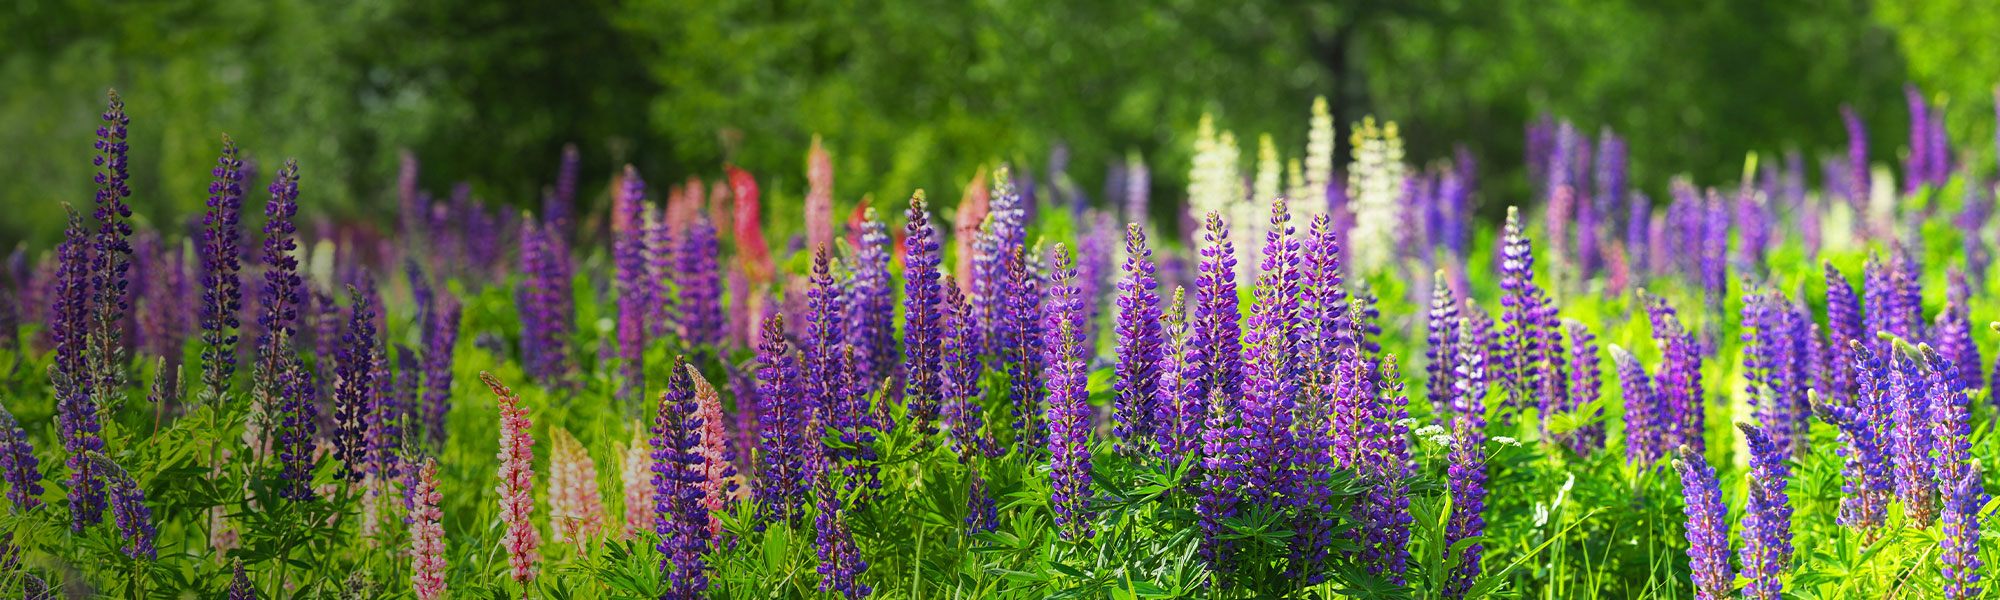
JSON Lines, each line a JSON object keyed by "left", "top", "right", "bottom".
{"left": 1414, "top": 425, "right": 1445, "bottom": 437}
{"left": 1395, "top": 417, "right": 1419, "bottom": 428}
{"left": 1533, "top": 502, "right": 1550, "bottom": 527}
{"left": 1494, "top": 436, "right": 1521, "bottom": 447}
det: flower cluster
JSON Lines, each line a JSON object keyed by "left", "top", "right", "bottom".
{"left": 408, "top": 458, "right": 448, "bottom": 600}
{"left": 483, "top": 372, "right": 541, "bottom": 586}
{"left": 653, "top": 361, "right": 713, "bottom": 600}
{"left": 1042, "top": 246, "right": 1094, "bottom": 540}
{"left": 1113, "top": 223, "right": 1164, "bottom": 453}
{"left": 902, "top": 191, "right": 946, "bottom": 437}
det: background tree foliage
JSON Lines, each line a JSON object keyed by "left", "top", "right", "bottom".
{"left": 0, "top": 0, "right": 1983, "bottom": 246}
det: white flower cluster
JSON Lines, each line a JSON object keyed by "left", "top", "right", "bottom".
{"left": 1347, "top": 116, "right": 1406, "bottom": 274}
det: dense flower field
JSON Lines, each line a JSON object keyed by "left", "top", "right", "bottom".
{"left": 0, "top": 88, "right": 1997, "bottom": 599}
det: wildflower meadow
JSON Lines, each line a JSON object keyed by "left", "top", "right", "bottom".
{"left": 4, "top": 86, "right": 2000, "bottom": 600}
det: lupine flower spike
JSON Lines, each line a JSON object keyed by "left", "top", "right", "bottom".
{"left": 483, "top": 372, "right": 541, "bottom": 588}
{"left": 408, "top": 458, "right": 448, "bottom": 600}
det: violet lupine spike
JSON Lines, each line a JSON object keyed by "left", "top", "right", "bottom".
{"left": 1196, "top": 384, "right": 1248, "bottom": 582}
{"left": 1042, "top": 246, "right": 1095, "bottom": 540}
{"left": 1425, "top": 274, "right": 1460, "bottom": 418}
{"left": 1929, "top": 346, "right": 1986, "bottom": 600}
{"left": 1496, "top": 207, "right": 1543, "bottom": 422}
{"left": 1737, "top": 423, "right": 1793, "bottom": 600}
{"left": 365, "top": 340, "right": 399, "bottom": 480}
{"left": 1890, "top": 244, "right": 1924, "bottom": 342}
{"left": 652, "top": 361, "right": 712, "bottom": 600}
{"left": 676, "top": 218, "right": 724, "bottom": 348}
{"left": 753, "top": 315, "right": 809, "bottom": 528}
{"left": 331, "top": 280, "right": 378, "bottom": 482}
{"left": 52, "top": 208, "right": 106, "bottom": 530}
{"left": 1001, "top": 247, "right": 1046, "bottom": 450}
{"left": 229, "top": 560, "right": 257, "bottom": 600}
{"left": 1194, "top": 212, "right": 1243, "bottom": 419}
{"left": 901, "top": 191, "right": 946, "bottom": 437}
{"left": 805, "top": 407, "right": 871, "bottom": 599}
{"left": 91, "top": 454, "right": 155, "bottom": 560}
{"left": 1673, "top": 445, "right": 1733, "bottom": 600}
{"left": 517, "top": 213, "right": 572, "bottom": 385}
{"left": 89, "top": 91, "right": 136, "bottom": 373}
{"left": 644, "top": 204, "right": 675, "bottom": 342}
{"left": 829, "top": 344, "right": 881, "bottom": 503}
{"left": 1841, "top": 104, "right": 1872, "bottom": 238}
{"left": 0, "top": 401, "right": 43, "bottom": 512}
{"left": 1824, "top": 262, "right": 1865, "bottom": 406}
{"left": 549, "top": 143, "right": 580, "bottom": 241}
{"left": 1642, "top": 292, "right": 1705, "bottom": 455}
{"left": 1561, "top": 319, "right": 1603, "bottom": 455}
{"left": 1904, "top": 85, "right": 1930, "bottom": 195}
{"left": 1442, "top": 322, "right": 1488, "bottom": 599}
{"left": 965, "top": 473, "right": 998, "bottom": 533}
{"left": 847, "top": 209, "right": 897, "bottom": 383}
{"left": 613, "top": 166, "right": 651, "bottom": 409}
{"left": 940, "top": 285, "right": 990, "bottom": 459}
{"left": 1886, "top": 341, "right": 1938, "bottom": 527}
{"left": 1938, "top": 270, "right": 1983, "bottom": 393}
{"left": 1814, "top": 341, "right": 1894, "bottom": 535}
{"left": 804, "top": 246, "right": 847, "bottom": 426}
{"left": 255, "top": 160, "right": 318, "bottom": 502}
{"left": 1698, "top": 189, "right": 1729, "bottom": 311}
{"left": 1112, "top": 223, "right": 1164, "bottom": 454}
{"left": 1301, "top": 213, "right": 1350, "bottom": 384}
{"left": 1742, "top": 289, "right": 1801, "bottom": 459}
{"left": 1356, "top": 356, "right": 1414, "bottom": 583}
{"left": 419, "top": 292, "right": 461, "bottom": 450}
{"left": 1242, "top": 195, "right": 1302, "bottom": 509}
{"left": 1290, "top": 322, "right": 1340, "bottom": 585}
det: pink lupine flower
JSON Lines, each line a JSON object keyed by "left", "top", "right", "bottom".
{"left": 482, "top": 372, "right": 541, "bottom": 587}
{"left": 548, "top": 427, "right": 607, "bottom": 546}
{"left": 620, "top": 422, "right": 656, "bottom": 539}
{"left": 686, "top": 366, "right": 747, "bottom": 537}
{"left": 408, "top": 458, "right": 447, "bottom": 600}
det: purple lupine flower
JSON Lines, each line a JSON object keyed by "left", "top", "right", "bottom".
{"left": 1561, "top": 319, "right": 1604, "bottom": 455}
{"left": 1001, "top": 247, "right": 1046, "bottom": 449}
{"left": 1156, "top": 286, "right": 1202, "bottom": 465}
{"left": 1742, "top": 288, "right": 1806, "bottom": 458}
{"left": 1929, "top": 345, "right": 1986, "bottom": 600}
{"left": 1527, "top": 114, "right": 1556, "bottom": 195}
{"left": 1643, "top": 292, "right": 1705, "bottom": 455}
{"left": 365, "top": 341, "right": 399, "bottom": 480}
{"left": 1194, "top": 212, "right": 1243, "bottom": 417}
{"left": 517, "top": 214, "right": 572, "bottom": 385}
{"left": 965, "top": 474, "right": 998, "bottom": 533}
{"left": 613, "top": 166, "right": 651, "bottom": 408}
{"left": 89, "top": 91, "right": 136, "bottom": 365}
{"left": 1841, "top": 104, "right": 1871, "bottom": 238}
{"left": 1112, "top": 223, "right": 1164, "bottom": 454}
{"left": 1442, "top": 323, "right": 1488, "bottom": 599}
{"left": 1824, "top": 263, "right": 1865, "bottom": 406}
{"left": 901, "top": 191, "right": 946, "bottom": 437}
{"left": 676, "top": 218, "right": 723, "bottom": 348}
{"left": 229, "top": 559, "right": 257, "bottom": 600}
{"left": 1937, "top": 270, "right": 1983, "bottom": 393}
{"left": 829, "top": 344, "right": 881, "bottom": 503}
{"left": 847, "top": 209, "right": 896, "bottom": 383}
{"left": 1815, "top": 340, "right": 1894, "bottom": 535}
{"left": 52, "top": 208, "right": 107, "bottom": 530}
{"left": 1042, "top": 246, "right": 1095, "bottom": 540}
{"left": 753, "top": 315, "right": 809, "bottom": 527}
{"left": 1886, "top": 341, "right": 1938, "bottom": 526}
{"left": 331, "top": 279, "right": 378, "bottom": 482}
{"left": 1673, "top": 445, "right": 1733, "bottom": 600}
{"left": 804, "top": 405, "right": 871, "bottom": 599}
{"left": 652, "top": 360, "right": 712, "bottom": 600}
{"left": 1291, "top": 317, "right": 1340, "bottom": 585}
{"left": 1496, "top": 207, "right": 1544, "bottom": 422}
{"left": 803, "top": 247, "right": 846, "bottom": 423}
{"left": 940, "top": 285, "right": 991, "bottom": 458}
{"left": 254, "top": 160, "right": 318, "bottom": 502}
{"left": 1425, "top": 274, "right": 1460, "bottom": 418}
{"left": 0, "top": 401, "right": 43, "bottom": 511}
{"left": 419, "top": 292, "right": 460, "bottom": 449}
{"left": 548, "top": 143, "right": 580, "bottom": 241}
{"left": 644, "top": 203, "right": 675, "bottom": 342}
{"left": 1904, "top": 84, "right": 1930, "bottom": 195}
{"left": 1699, "top": 189, "right": 1729, "bottom": 311}
{"left": 1196, "top": 384, "right": 1248, "bottom": 582}
{"left": 1125, "top": 154, "right": 1150, "bottom": 228}
{"left": 93, "top": 454, "right": 155, "bottom": 560}
{"left": 1355, "top": 356, "right": 1414, "bottom": 583}
{"left": 1301, "top": 213, "right": 1350, "bottom": 381}
{"left": 1594, "top": 128, "right": 1626, "bottom": 230}
{"left": 1242, "top": 195, "right": 1302, "bottom": 509}
{"left": 1737, "top": 423, "right": 1793, "bottom": 600}
{"left": 1891, "top": 244, "right": 1924, "bottom": 341}
{"left": 1735, "top": 185, "right": 1770, "bottom": 274}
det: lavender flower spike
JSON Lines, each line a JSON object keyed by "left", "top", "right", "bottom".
{"left": 902, "top": 190, "right": 946, "bottom": 437}
{"left": 0, "top": 401, "right": 44, "bottom": 511}
{"left": 198, "top": 135, "right": 246, "bottom": 404}
{"left": 1673, "top": 445, "right": 1733, "bottom": 600}
{"left": 653, "top": 360, "right": 713, "bottom": 600}
{"left": 1113, "top": 223, "right": 1164, "bottom": 454}
{"left": 1043, "top": 245, "right": 1095, "bottom": 540}
{"left": 1737, "top": 423, "right": 1792, "bottom": 600}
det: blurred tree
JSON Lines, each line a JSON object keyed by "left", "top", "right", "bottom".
{"left": 0, "top": 0, "right": 1945, "bottom": 246}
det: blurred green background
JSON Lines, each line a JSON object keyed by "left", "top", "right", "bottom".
{"left": 2, "top": 0, "right": 1995, "bottom": 247}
